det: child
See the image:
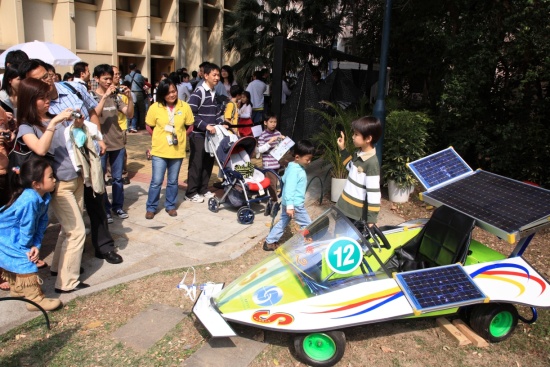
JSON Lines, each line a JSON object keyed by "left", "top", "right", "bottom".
{"left": 0, "top": 158, "right": 62, "bottom": 311}
{"left": 336, "top": 116, "right": 383, "bottom": 226}
{"left": 181, "top": 73, "right": 193, "bottom": 92}
{"left": 224, "top": 84, "right": 243, "bottom": 135}
{"left": 257, "top": 114, "right": 285, "bottom": 210}
{"left": 263, "top": 140, "right": 315, "bottom": 251}
{"left": 238, "top": 91, "right": 253, "bottom": 137}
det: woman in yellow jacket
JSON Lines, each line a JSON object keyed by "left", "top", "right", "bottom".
{"left": 145, "top": 79, "right": 193, "bottom": 219}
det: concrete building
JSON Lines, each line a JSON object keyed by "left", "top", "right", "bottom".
{"left": 0, "top": 0, "right": 238, "bottom": 81}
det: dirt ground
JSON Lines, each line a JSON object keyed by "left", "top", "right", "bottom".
{"left": 1, "top": 192, "right": 549, "bottom": 367}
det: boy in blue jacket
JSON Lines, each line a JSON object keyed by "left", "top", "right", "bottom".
{"left": 263, "top": 140, "right": 315, "bottom": 251}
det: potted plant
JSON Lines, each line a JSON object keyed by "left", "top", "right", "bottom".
{"left": 311, "top": 98, "right": 368, "bottom": 202}
{"left": 382, "top": 110, "right": 431, "bottom": 202}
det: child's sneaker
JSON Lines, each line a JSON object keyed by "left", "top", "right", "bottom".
{"left": 263, "top": 241, "right": 280, "bottom": 251}
{"left": 106, "top": 213, "right": 114, "bottom": 224}
{"left": 186, "top": 194, "right": 204, "bottom": 203}
{"left": 115, "top": 209, "right": 129, "bottom": 219}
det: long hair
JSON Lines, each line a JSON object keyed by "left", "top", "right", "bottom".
{"left": 16, "top": 78, "right": 50, "bottom": 128}
{"left": 155, "top": 79, "right": 178, "bottom": 107}
{"left": 221, "top": 65, "right": 234, "bottom": 85}
{"left": 241, "top": 91, "right": 252, "bottom": 108}
{"left": 1, "top": 157, "right": 51, "bottom": 212}
{"left": 1, "top": 66, "right": 19, "bottom": 96}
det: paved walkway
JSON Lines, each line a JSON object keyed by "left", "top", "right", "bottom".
{"left": 0, "top": 130, "right": 406, "bottom": 359}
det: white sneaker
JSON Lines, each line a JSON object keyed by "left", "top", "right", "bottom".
{"left": 186, "top": 194, "right": 204, "bottom": 203}
{"left": 203, "top": 191, "right": 215, "bottom": 199}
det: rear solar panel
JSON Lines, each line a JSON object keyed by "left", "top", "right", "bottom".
{"left": 423, "top": 171, "right": 550, "bottom": 234}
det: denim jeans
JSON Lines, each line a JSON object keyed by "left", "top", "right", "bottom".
{"left": 146, "top": 156, "right": 183, "bottom": 212}
{"left": 265, "top": 205, "right": 311, "bottom": 244}
{"left": 101, "top": 148, "right": 125, "bottom": 213}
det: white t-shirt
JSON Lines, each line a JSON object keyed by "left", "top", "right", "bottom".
{"left": 246, "top": 79, "right": 267, "bottom": 109}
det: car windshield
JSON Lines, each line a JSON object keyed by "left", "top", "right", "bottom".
{"left": 276, "top": 207, "right": 391, "bottom": 296}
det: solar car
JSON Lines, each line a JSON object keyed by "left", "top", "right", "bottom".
{"left": 193, "top": 148, "right": 550, "bottom": 367}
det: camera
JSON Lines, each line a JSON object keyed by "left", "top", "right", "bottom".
{"left": 171, "top": 133, "right": 178, "bottom": 146}
{"left": 0, "top": 131, "right": 10, "bottom": 139}
{"left": 71, "top": 111, "right": 83, "bottom": 119}
{"left": 112, "top": 87, "right": 124, "bottom": 94}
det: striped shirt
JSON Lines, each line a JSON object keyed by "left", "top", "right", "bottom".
{"left": 188, "top": 84, "right": 223, "bottom": 133}
{"left": 336, "top": 148, "right": 381, "bottom": 223}
{"left": 49, "top": 82, "right": 98, "bottom": 120}
{"left": 258, "top": 129, "right": 282, "bottom": 169}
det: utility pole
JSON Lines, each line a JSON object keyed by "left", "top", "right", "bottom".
{"left": 372, "top": 0, "right": 393, "bottom": 167}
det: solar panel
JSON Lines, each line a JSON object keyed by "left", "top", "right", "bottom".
{"left": 423, "top": 170, "right": 550, "bottom": 240}
{"left": 408, "top": 147, "right": 472, "bottom": 190}
{"left": 395, "top": 264, "right": 487, "bottom": 314}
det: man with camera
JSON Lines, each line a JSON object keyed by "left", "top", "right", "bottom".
{"left": 91, "top": 64, "right": 133, "bottom": 225}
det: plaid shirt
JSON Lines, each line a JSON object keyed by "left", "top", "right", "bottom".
{"left": 49, "top": 82, "right": 98, "bottom": 120}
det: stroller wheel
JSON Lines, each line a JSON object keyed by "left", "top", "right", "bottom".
{"left": 237, "top": 207, "right": 255, "bottom": 225}
{"left": 208, "top": 197, "right": 220, "bottom": 213}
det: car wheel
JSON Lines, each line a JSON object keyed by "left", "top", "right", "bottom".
{"left": 469, "top": 303, "right": 518, "bottom": 342}
{"left": 293, "top": 331, "right": 346, "bottom": 367}
{"left": 237, "top": 207, "right": 255, "bottom": 225}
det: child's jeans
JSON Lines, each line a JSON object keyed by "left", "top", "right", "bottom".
{"left": 265, "top": 205, "right": 311, "bottom": 244}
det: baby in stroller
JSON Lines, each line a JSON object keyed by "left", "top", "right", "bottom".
{"left": 206, "top": 125, "right": 282, "bottom": 224}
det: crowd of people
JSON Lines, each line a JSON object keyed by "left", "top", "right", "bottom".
{"left": 0, "top": 52, "right": 281, "bottom": 311}
{"left": 0, "top": 50, "right": 382, "bottom": 315}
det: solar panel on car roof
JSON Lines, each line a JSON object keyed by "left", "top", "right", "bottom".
{"left": 423, "top": 171, "right": 550, "bottom": 234}
{"left": 408, "top": 148, "right": 472, "bottom": 190}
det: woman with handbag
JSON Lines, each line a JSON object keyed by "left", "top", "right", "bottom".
{"left": 16, "top": 78, "right": 90, "bottom": 293}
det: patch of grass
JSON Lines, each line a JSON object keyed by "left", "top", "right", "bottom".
{"left": 107, "top": 283, "right": 127, "bottom": 296}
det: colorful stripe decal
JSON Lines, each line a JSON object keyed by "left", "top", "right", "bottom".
{"left": 469, "top": 263, "right": 529, "bottom": 279}
{"left": 475, "top": 274, "right": 526, "bottom": 296}
{"left": 470, "top": 263, "right": 547, "bottom": 296}
{"left": 336, "top": 292, "right": 404, "bottom": 319}
{"left": 306, "top": 287, "right": 402, "bottom": 314}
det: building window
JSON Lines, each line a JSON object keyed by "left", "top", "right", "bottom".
{"left": 76, "top": 0, "right": 96, "bottom": 4}
{"left": 151, "top": 0, "right": 161, "bottom": 18}
{"left": 116, "top": 0, "right": 131, "bottom": 11}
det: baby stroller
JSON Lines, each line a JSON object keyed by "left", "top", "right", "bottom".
{"left": 206, "top": 125, "right": 282, "bottom": 224}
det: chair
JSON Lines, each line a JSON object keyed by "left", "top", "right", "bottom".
{"left": 386, "top": 205, "right": 476, "bottom": 273}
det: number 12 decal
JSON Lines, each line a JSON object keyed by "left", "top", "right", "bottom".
{"left": 325, "top": 237, "right": 363, "bottom": 274}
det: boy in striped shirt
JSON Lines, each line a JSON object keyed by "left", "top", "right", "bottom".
{"left": 336, "top": 116, "right": 383, "bottom": 226}
{"left": 257, "top": 114, "right": 284, "bottom": 211}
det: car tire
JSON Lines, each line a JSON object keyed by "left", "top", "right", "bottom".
{"left": 469, "top": 303, "right": 518, "bottom": 342}
{"left": 293, "top": 330, "right": 346, "bottom": 367}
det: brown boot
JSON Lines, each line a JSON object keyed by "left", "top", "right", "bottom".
{"left": 2, "top": 270, "right": 24, "bottom": 298}
{"left": 16, "top": 273, "right": 62, "bottom": 312}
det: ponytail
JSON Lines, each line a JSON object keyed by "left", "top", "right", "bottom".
{"left": 1, "top": 157, "right": 52, "bottom": 212}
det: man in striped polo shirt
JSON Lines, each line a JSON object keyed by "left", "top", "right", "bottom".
{"left": 186, "top": 63, "right": 223, "bottom": 203}
{"left": 335, "top": 116, "right": 383, "bottom": 226}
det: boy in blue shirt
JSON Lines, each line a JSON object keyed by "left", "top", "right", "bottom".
{"left": 263, "top": 140, "right": 315, "bottom": 251}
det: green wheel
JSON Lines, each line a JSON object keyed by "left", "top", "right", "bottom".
{"left": 469, "top": 303, "right": 518, "bottom": 342}
{"left": 293, "top": 331, "right": 345, "bottom": 367}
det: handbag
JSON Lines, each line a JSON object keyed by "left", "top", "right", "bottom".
{"left": 8, "top": 124, "right": 54, "bottom": 172}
